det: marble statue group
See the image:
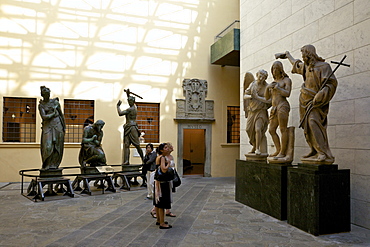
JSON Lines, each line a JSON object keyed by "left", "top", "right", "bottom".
{"left": 244, "top": 44, "right": 345, "bottom": 165}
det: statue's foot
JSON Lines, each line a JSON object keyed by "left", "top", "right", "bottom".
{"left": 302, "top": 151, "right": 317, "bottom": 158}
{"left": 255, "top": 149, "right": 261, "bottom": 155}
{"left": 269, "top": 151, "right": 279, "bottom": 157}
{"left": 316, "top": 153, "right": 326, "bottom": 162}
{"left": 276, "top": 153, "right": 286, "bottom": 158}
{"left": 301, "top": 153, "right": 334, "bottom": 164}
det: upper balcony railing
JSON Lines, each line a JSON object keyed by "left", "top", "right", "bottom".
{"left": 210, "top": 20, "right": 240, "bottom": 67}
{"left": 214, "top": 20, "right": 240, "bottom": 42}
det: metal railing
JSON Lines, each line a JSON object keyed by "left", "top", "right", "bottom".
{"left": 214, "top": 20, "right": 240, "bottom": 41}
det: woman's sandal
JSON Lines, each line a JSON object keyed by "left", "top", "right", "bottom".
{"left": 150, "top": 211, "right": 157, "bottom": 218}
{"left": 156, "top": 221, "right": 168, "bottom": 225}
{"left": 159, "top": 225, "right": 172, "bottom": 229}
{"left": 165, "top": 212, "right": 176, "bottom": 217}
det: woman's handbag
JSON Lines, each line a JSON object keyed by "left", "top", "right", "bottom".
{"left": 172, "top": 169, "right": 181, "bottom": 188}
{"left": 154, "top": 166, "right": 175, "bottom": 181}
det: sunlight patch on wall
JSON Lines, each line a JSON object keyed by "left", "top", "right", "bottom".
{"left": 72, "top": 81, "right": 114, "bottom": 101}
{"left": 0, "top": 0, "right": 202, "bottom": 100}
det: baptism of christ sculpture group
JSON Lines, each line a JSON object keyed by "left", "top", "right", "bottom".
{"left": 244, "top": 44, "right": 350, "bottom": 165}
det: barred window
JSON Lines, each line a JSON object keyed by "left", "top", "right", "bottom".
{"left": 227, "top": 106, "right": 240, "bottom": 143}
{"left": 2, "top": 97, "right": 37, "bottom": 142}
{"left": 136, "top": 103, "right": 160, "bottom": 143}
{"left": 64, "top": 99, "right": 94, "bottom": 143}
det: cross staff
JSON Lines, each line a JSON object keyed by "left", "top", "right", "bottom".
{"left": 299, "top": 55, "right": 350, "bottom": 128}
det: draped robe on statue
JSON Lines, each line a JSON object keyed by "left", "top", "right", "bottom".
{"left": 292, "top": 60, "right": 337, "bottom": 162}
{"left": 245, "top": 82, "right": 270, "bottom": 151}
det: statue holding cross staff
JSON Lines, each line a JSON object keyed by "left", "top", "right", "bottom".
{"left": 276, "top": 44, "right": 350, "bottom": 164}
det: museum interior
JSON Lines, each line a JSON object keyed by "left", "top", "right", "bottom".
{"left": 0, "top": 0, "right": 369, "bottom": 234}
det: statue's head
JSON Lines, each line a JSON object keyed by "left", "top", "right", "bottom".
{"left": 40, "top": 86, "right": 51, "bottom": 98}
{"left": 301, "top": 44, "right": 324, "bottom": 65}
{"left": 256, "top": 69, "right": 268, "bottom": 82}
{"left": 128, "top": 96, "right": 135, "bottom": 106}
{"left": 271, "top": 61, "right": 288, "bottom": 80}
{"left": 94, "top": 119, "right": 105, "bottom": 131}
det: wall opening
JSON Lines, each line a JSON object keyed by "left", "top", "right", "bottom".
{"left": 183, "top": 129, "right": 205, "bottom": 176}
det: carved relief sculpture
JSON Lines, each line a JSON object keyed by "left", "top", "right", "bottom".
{"left": 183, "top": 78, "right": 208, "bottom": 114}
{"left": 176, "top": 78, "right": 214, "bottom": 120}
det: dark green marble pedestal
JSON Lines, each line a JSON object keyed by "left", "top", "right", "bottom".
{"left": 235, "top": 159, "right": 291, "bottom": 220}
{"left": 287, "top": 164, "right": 350, "bottom": 235}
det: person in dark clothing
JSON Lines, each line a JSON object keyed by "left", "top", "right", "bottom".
{"left": 142, "top": 143, "right": 157, "bottom": 196}
{"left": 153, "top": 143, "right": 172, "bottom": 229}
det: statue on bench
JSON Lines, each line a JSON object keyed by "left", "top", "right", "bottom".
{"left": 79, "top": 119, "right": 107, "bottom": 168}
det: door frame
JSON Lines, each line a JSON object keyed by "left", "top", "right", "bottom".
{"left": 177, "top": 122, "right": 212, "bottom": 177}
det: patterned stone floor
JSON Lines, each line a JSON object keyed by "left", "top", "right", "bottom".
{"left": 0, "top": 177, "right": 369, "bottom": 247}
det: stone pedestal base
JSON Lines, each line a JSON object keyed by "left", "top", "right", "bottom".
{"left": 39, "top": 168, "right": 63, "bottom": 178}
{"left": 287, "top": 164, "right": 350, "bottom": 235}
{"left": 244, "top": 153, "right": 268, "bottom": 162}
{"left": 236, "top": 160, "right": 291, "bottom": 220}
{"left": 80, "top": 167, "right": 100, "bottom": 174}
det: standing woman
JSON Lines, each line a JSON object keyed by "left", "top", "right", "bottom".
{"left": 165, "top": 142, "right": 176, "bottom": 217}
{"left": 154, "top": 143, "right": 172, "bottom": 229}
{"left": 38, "top": 86, "right": 66, "bottom": 170}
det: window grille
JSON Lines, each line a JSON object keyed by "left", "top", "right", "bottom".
{"left": 3, "top": 97, "right": 36, "bottom": 142}
{"left": 136, "top": 103, "right": 160, "bottom": 143}
{"left": 227, "top": 106, "right": 240, "bottom": 143}
{"left": 64, "top": 99, "right": 94, "bottom": 143}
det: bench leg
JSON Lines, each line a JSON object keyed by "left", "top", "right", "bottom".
{"left": 120, "top": 175, "right": 131, "bottom": 191}
{"left": 63, "top": 180, "right": 75, "bottom": 198}
{"left": 27, "top": 180, "right": 37, "bottom": 197}
{"left": 72, "top": 177, "right": 83, "bottom": 191}
{"left": 81, "top": 178, "right": 92, "bottom": 195}
{"left": 105, "top": 177, "right": 116, "bottom": 193}
{"left": 37, "top": 181, "right": 45, "bottom": 201}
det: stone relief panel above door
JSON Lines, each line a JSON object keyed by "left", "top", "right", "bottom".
{"left": 175, "top": 78, "right": 214, "bottom": 121}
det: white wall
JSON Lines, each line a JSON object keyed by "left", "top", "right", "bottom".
{"left": 240, "top": 0, "right": 370, "bottom": 229}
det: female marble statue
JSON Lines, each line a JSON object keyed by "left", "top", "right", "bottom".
{"left": 38, "top": 86, "right": 66, "bottom": 169}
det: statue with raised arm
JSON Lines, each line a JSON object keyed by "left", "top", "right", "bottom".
{"left": 79, "top": 120, "right": 106, "bottom": 167}
{"left": 243, "top": 70, "right": 271, "bottom": 158}
{"left": 38, "top": 86, "right": 66, "bottom": 170}
{"left": 265, "top": 61, "right": 294, "bottom": 163}
{"left": 117, "top": 89, "right": 144, "bottom": 165}
{"left": 278, "top": 45, "right": 337, "bottom": 164}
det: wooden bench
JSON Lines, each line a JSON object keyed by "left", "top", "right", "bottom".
{"left": 70, "top": 166, "right": 116, "bottom": 195}
{"left": 72, "top": 174, "right": 116, "bottom": 195}
{"left": 112, "top": 164, "right": 143, "bottom": 190}
{"left": 27, "top": 177, "right": 74, "bottom": 201}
